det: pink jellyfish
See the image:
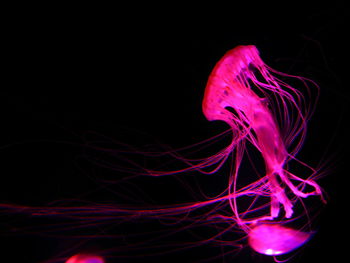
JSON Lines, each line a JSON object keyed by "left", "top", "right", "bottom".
{"left": 0, "top": 45, "right": 326, "bottom": 261}
{"left": 201, "top": 45, "right": 325, "bottom": 255}
{"left": 248, "top": 224, "right": 311, "bottom": 256}
{"left": 66, "top": 254, "right": 104, "bottom": 263}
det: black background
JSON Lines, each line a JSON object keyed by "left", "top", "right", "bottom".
{"left": 1, "top": 2, "right": 348, "bottom": 262}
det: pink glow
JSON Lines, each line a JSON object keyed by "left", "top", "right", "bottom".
{"left": 66, "top": 254, "right": 104, "bottom": 263}
{"left": 248, "top": 224, "right": 310, "bottom": 255}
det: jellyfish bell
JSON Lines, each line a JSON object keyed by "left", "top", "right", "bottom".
{"left": 248, "top": 224, "right": 311, "bottom": 256}
{"left": 65, "top": 254, "right": 104, "bottom": 263}
{"left": 202, "top": 45, "right": 263, "bottom": 123}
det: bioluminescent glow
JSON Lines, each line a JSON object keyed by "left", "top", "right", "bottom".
{"left": 248, "top": 224, "right": 310, "bottom": 256}
{"left": 66, "top": 254, "right": 104, "bottom": 263}
{"left": 1, "top": 45, "right": 326, "bottom": 261}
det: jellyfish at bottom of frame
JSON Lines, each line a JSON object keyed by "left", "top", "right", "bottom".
{"left": 65, "top": 254, "right": 105, "bottom": 263}
{"left": 248, "top": 224, "right": 311, "bottom": 256}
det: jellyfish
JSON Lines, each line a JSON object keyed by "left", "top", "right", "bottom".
{"left": 248, "top": 224, "right": 311, "bottom": 256}
{"left": 201, "top": 45, "right": 325, "bottom": 254}
{"left": 66, "top": 254, "right": 104, "bottom": 263}
{"left": 0, "top": 45, "right": 326, "bottom": 261}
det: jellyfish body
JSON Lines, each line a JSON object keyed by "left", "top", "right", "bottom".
{"left": 248, "top": 224, "right": 311, "bottom": 255}
{"left": 66, "top": 254, "right": 104, "bottom": 263}
{"left": 202, "top": 45, "right": 323, "bottom": 223}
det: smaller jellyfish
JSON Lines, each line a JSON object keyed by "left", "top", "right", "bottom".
{"left": 248, "top": 224, "right": 311, "bottom": 255}
{"left": 66, "top": 254, "right": 105, "bottom": 263}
